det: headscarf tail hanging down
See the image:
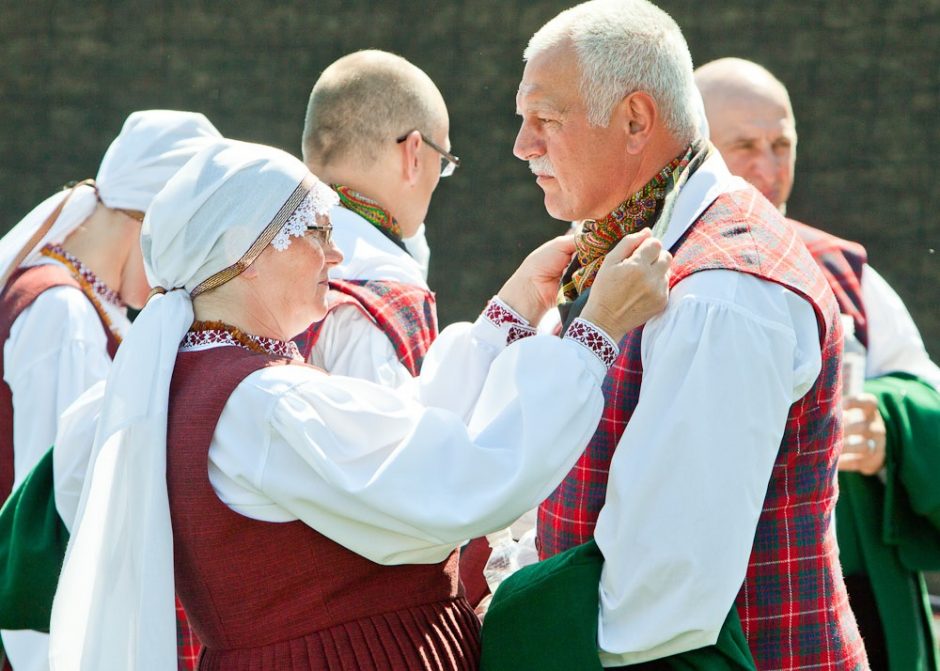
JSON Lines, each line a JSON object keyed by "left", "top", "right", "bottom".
{"left": 49, "top": 140, "right": 338, "bottom": 671}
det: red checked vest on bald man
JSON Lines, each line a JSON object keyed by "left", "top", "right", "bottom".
{"left": 538, "top": 187, "right": 867, "bottom": 670}
{"left": 294, "top": 279, "right": 438, "bottom": 376}
{"left": 790, "top": 218, "right": 868, "bottom": 346}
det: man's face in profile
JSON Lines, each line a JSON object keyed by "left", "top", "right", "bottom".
{"left": 513, "top": 43, "right": 635, "bottom": 222}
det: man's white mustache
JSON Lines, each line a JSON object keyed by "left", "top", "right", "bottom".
{"left": 528, "top": 157, "right": 555, "bottom": 177}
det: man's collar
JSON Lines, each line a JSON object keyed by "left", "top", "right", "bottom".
{"left": 658, "top": 148, "right": 750, "bottom": 251}
{"left": 329, "top": 206, "right": 429, "bottom": 289}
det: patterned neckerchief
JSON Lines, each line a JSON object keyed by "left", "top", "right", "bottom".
{"left": 561, "top": 143, "right": 698, "bottom": 302}
{"left": 332, "top": 185, "right": 406, "bottom": 251}
{"left": 182, "top": 320, "right": 302, "bottom": 360}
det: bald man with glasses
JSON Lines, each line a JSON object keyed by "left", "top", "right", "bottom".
{"left": 296, "top": 50, "right": 457, "bottom": 387}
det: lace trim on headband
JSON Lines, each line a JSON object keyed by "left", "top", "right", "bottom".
{"left": 271, "top": 180, "right": 339, "bottom": 252}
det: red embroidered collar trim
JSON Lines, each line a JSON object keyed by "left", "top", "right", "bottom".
{"left": 182, "top": 321, "right": 302, "bottom": 360}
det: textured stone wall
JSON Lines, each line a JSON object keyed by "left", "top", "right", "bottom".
{"left": 1, "top": 0, "right": 937, "bottom": 356}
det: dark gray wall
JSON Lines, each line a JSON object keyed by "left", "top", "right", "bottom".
{"left": 2, "top": 1, "right": 937, "bottom": 356}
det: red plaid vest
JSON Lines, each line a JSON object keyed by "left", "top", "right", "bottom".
{"left": 538, "top": 187, "right": 867, "bottom": 669}
{"left": 294, "top": 279, "right": 437, "bottom": 376}
{"left": 167, "top": 346, "right": 478, "bottom": 670}
{"left": 789, "top": 219, "right": 868, "bottom": 347}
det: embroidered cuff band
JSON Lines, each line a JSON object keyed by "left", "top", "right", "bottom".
{"left": 483, "top": 297, "right": 537, "bottom": 345}
{"left": 563, "top": 318, "right": 619, "bottom": 368}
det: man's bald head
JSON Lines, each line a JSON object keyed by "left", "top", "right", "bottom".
{"left": 694, "top": 57, "right": 797, "bottom": 210}
{"left": 302, "top": 50, "right": 448, "bottom": 171}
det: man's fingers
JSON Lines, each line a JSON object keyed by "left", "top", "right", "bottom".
{"left": 606, "top": 228, "right": 653, "bottom": 263}
{"left": 547, "top": 235, "right": 577, "bottom": 256}
{"left": 837, "top": 453, "right": 864, "bottom": 472}
{"left": 843, "top": 394, "right": 878, "bottom": 412}
{"left": 652, "top": 250, "right": 672, "bottom": 271}
{"left": 634, "top": 237, "right": 664, "bottom": 265}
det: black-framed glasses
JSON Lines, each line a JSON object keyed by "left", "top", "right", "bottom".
{"left": 306, "top": 223, "right": 333, "bottom": 246}
{"left": 396, "top": 130, "right": 460, "bottom": 177}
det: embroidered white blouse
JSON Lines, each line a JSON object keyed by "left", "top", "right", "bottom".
{"left": 55, "top": 307, "right": 615, "bottom": 569}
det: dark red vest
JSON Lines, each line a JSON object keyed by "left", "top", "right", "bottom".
{"left": 0, "top": 265, "right": 118, "bottom": 502}
{"left": 294, "top": 279, "right": 438, "bottom": 376}
{"left": 166, "top": 345, "right": 479, "bottom": 671}
{"left": 538, "top": 187, "right": 867, "bottom": 669}
{"left": 789, "top": 218, "right": 868, "bottom": 347}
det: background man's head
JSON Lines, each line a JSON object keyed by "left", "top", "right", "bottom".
{"left": 302, "top": 50, "right": 450, "bottom": 237}
{"left": 513, "top": 0, "right": 699, "bottom": 222}
{"left": 695, "top": 57, "right": 797, "bottom": 211}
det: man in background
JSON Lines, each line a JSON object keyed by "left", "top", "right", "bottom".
{"left": 298, "top": 49, "right": 496, "bottom": 607}
{"left": 696, "top": 56, "right": 940, "bottom": 670}
{"left": 297, "top": 50, "right": 452, "bottom": 385}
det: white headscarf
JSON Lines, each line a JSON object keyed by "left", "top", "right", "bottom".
{"left": 0, "top": 110, "right": 221, "bottom": 288}
{"left": 49, "top": 140, "right": 338, "bottom": 671}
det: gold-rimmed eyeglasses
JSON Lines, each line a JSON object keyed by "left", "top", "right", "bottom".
{"left": 396, "top": 130, "right": 460, "bottom": 177}
{"left": 306, "top": 223, "right": 333, "bottom": 246}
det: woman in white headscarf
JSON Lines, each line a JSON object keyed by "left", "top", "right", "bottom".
{"left": 49, "top": 139, "right": 670, "bottom": 671}
{"left": 0, "top": 110, "right": 220, "bottom": 671}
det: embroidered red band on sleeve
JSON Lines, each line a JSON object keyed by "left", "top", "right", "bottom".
{"left": 483, "top": 297, "right": 536, "bottom": 344}
{"left": 563, "top": 318, "right": 619, "bottom": 368}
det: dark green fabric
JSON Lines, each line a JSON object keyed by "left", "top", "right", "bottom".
{"left": 835, "top": 373, "right": 940, "bottom": 671}
{"left": 480, "top": 539, "right": 756, "bottom": 670}
{"left": 0, "top": 446, "right": 69, "bottom": 632}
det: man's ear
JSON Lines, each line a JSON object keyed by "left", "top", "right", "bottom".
{"left": 399, "top": 130, "right": 423, "bottom": 186}
{"left": 616, "top": 91, "right": 658, "bottom": 155}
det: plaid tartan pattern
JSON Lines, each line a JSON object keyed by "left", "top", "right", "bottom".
{"left": 176, "top": 596, "right": 200, "bottom": 670}
{"left": 539, "top": 187, "right": 867, "bottom": 669}
{"left": 294, "top": 279, "right": 438, "bottom": 376}
{"left": 789, "top": 218, "right": 868, "bottom": 347}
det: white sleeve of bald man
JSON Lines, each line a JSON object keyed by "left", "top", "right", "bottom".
{"left": 862, "top": 264, "right": 940, "bottom": 391}
{"left": 594, "top": 270, "right": 821, "bottom": 664}
{"left": 208, "top": 316, "right": 610, "bottom": 564}
{"left": 309, "top": 304, "right": 413, "bottom": 389}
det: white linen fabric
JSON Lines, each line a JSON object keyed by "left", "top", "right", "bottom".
{"left": 402, "top": 223, "right": 432, "bottom": 279}
{"left": 593, "top": 152, "right": 824, "bottom": 665}
{"left": 0, "top": 110, "right": 221, "bottom": 285}
{"left": 862, "top": 264, "right": 940, "bottom": 390}
{"left": 0, "top": 110, "right": 220, "bottom": 671}
{"left": 329, "top": 205, "right": 429, "bottom": 288}
{"left": 49, "top": 140, "right": 324, "bottom": 671}
{"left": 206, "top": 317, "right": 607, "bottom": 564}
{"left": 310, "top": 205, "right": 428, "bottom": 385}
{"left": 53, "top": 381, "right": 107, "bottom": 532}
{"left": 5, "top": 262, "right": 129, "bottom": 490}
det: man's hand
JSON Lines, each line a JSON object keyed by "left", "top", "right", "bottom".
{"left": 580, "top": 229, "right": 671, "bottom": 343}
{"left": 497, "top": 235, "right": 577, "bottom": 325}
{"left": 838, "top": 393, "right": 887, "bottom": 475}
